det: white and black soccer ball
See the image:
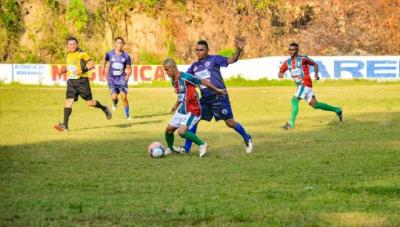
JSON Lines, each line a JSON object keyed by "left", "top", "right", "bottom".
{"left": 148, "top": 141, "right": 165, "bottom": 158}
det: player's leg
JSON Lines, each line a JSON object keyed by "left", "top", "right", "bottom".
{"left": 165, "top": 124, "right": 178, "bottom": 154}
{"left": 308, "top": 94, "right": 342, "bottom": 122}
{"left": 78, "top": 78, "right": 112, "bottom": 119}
{"left": 182, "top": 99, "right": 211, "bottom": 153}
{"left": 182, "top": 124, "right": 197, "bottom": 153}
{"left": 214, "top": 96, "right": 253, "bottom": 153}
{"left": 54, "top": 79, "right": 77, "bottom": 131}
{"left": 178, "top": 113, "right": 207, "bottom": 157}
{"left": 120, "top": 85, "right": 131, "bottom": 120}
{"left": 108, "top": 82, "right": 119, "bottom": 111}
{"left": 111, "top": 93, "right": 118, "bottom": 111}
{"left": 283, "top": 86, "right": 304, "bottom": 129}
{"left": 165, "top": 112, "right": 181, "bottom": 154}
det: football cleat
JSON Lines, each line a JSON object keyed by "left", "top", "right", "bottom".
{"left": 165, "top": 147, "right": 172, "bottom": 155}
{"left": 112, "top": 104, "right": 117, "bottom": 111}
{"left": 104, "top": 106, "right": 112, "bottom": 120}
{"left": 337, "top": 108, "right": 343, "bottom": 122}
{"left": 199, "top": 142, "right": 208, "bottom": 158}
{"left": 245, "top": 137, "right": 253, "bottom": 154}
{"left": 54, "top": 123, "right": 68, "bottom": 132}
{"left": 282, "top": 122, "right": 294, "bottom": 130}
{"left": 172, "top": 146, "right": 186, "bottom": 154}
{"left": 127, "top": 116, "right": 133, "bottom": 121}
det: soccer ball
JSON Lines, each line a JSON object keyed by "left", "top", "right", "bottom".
{"left": 148, "top": 141, "right": 165, "bottom": 158}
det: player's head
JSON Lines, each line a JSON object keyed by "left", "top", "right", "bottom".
{"left": 162, "top": 58, "right": 178, "bottom": 78}
{"left": 114, "top": 37, "right": 125, "bottom": 51}
{"left": 196, "top": 40, "right": 209, "bottom": 60}
{"left": 289, "top": 42, "right": 299, "bottom": 57}
{"left": 66, "top": 37, "right": 79, "bottom": 52}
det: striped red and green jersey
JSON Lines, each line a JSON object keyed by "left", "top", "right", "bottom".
{"left": 279, "top": 55, "right": 317, "bottom": 88}
{"left": 172, "top": 72, "right": 202, "bottom": 116}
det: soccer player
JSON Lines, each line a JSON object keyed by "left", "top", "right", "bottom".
{"left": 182, "top": 37, "right": 253, "bottom": 154}
{"left": 54, "top": 37, "right": 112, "bottom": 132}
{"left": 102, "top": 37, "right": 133, "bottom": 120}
{"left": 278, "top": 42, "right": 343, "bottom": 129}
{"left": 163, "top": 58, "right": 227, "bottom": 157}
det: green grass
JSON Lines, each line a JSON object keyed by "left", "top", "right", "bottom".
{"left": 0, "top": 83, "right": 399, "bottom": 225}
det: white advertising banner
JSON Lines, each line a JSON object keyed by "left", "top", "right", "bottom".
{"left": 0, "top": 56, "right": 399, "bottom": 85}
{"left": 13, "top": 64, "right": 51, "bottom": 84}
{"left": 0, "top": 64, "right": 13, "bottom": 83}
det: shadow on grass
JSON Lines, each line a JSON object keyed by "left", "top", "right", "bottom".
{"left": 133, "top": 112, "right": 170, "bottom": 119}
{"left": 73, "top": 120, "right": 163, "bottom": 131}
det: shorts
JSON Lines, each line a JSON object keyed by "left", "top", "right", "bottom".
{"left": 169, "top": 112, "right": 201, "bottom": 129}
{"left": 200, "top": 95, "right": 234, "bottom": 121}
{"left": 294, "top": 85, "right": 314, "bottom": 103}
{"left": 66, "top": 77, "right": 92, "bottom": 101}
{"left": 108, "top": 80, "right": 128, "bottom": 94}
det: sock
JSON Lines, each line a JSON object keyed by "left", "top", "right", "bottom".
{"left": 313, "top": 101, "right": 340, "bottom": 113}
{"left": 113, "top": 99, "right": 118, "bottom": 105}
{"left": 124, "top": 106, "right": 130, "bottom": 117}
{"left": 95, "top": 100, "right": 107, "bottom": 111}
{"left": 181, "top": 130, "right": 204, "bottom": 146}
{"left": 289, "top": 97, "right": 299, "bottom": 127}
{"left": 63, "top": 107, "right": 72, "bottom": 127}
{"left": 234, "top": 122, "right": 251, "bottom": 141}
{"left": 183, "top": 124, "right": 197, "bottom": 152}
{"left": 165, "top": 131, "right": 174, "bottom": 149}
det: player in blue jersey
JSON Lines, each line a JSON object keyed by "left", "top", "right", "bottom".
{"left": 182, "top": 37, "right": 253, "bottom": 154}
{"left": 163, "top": 58, "right": 227, "bottom": 157}
{"left": 102, "top": 37, "right": 133, "bottom": 120}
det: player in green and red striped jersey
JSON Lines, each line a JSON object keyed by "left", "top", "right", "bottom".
{"left": 278, "top": 43, "right": 342, "bottom": 129}
{"left": 163, "top": 58, "right": 227, "bottom": 157}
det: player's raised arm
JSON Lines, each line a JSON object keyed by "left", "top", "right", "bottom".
{"left": 227, "top": 36, "right": 246, "bottom": 64}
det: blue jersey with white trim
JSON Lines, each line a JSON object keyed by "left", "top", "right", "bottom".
{"left": 187, "top": 55, "right": 228, "bottom": 98}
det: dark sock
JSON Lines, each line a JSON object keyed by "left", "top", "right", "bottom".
{"left": 113, "top": 99, "right": 118, "bottom": 105}
{"left": 95, "top": 100, "right": 107, "bottom": 111}
{"left": 165, "top": 131, "right": 174, "bottom": 149}
{"left": 63, "top": 107, "right": 72, "bottom": 127}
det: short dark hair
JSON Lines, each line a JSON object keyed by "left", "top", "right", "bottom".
{"left": 197, "top": 40, "right": 209, "bottom": 49}
{"left": 115, "top": 37, "right": 124, "bottom": 43}
{"left": 66, "top": 36, "right": 78, "bottom": 44}
{"left": 289, "top": 42, "right": 299, "bottom": 48}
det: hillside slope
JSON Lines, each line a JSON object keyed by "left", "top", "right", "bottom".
{"left": 0, "top": 0, "right": 399, "bottom": 63}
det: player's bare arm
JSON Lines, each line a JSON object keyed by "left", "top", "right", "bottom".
{"left": 170, "top": 99, "right": 180, "bottom": 114}
{"left": 312, "top": 61, "right": 319, "bottom": 80}
{"left": 278, "top": 72, "right": 285, "bottom": 79}
{"left": 201, "top": 79, "right": 227, "bottom": 96}
{"left": 102, "top": 59, "right": 110, "bottom": 80}
{"left": 227, "top": 36, "right": 246, "bottom": 64}
{"left": 125, "top": 65, "right": 132, "bottom": 81}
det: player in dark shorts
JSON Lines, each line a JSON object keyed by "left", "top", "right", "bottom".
{"left": 102, "top": 37, "right": 133, "bottom": 120}
{"left": 183, "top": 38, "right": 253, "bottom": 154}
{"left": 54, "top": 37, "right": 112, "bottom": 132}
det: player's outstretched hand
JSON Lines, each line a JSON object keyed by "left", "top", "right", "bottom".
{"left": 315, "top": 75, "right": 320, "bottom": 80}
{"left": 235, "top": 36, "right": 247, "bottom": 50}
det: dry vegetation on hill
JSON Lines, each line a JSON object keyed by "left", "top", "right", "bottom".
{"left": 0, "top": 0, "right": 399, "bottom": 64}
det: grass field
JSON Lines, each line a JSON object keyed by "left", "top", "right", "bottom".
{"left": 0, "top": 82, "right": 399, "bottom": 226}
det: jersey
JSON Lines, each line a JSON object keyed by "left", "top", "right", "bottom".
{"left": 172, "top": 72, "right": 202, "bottom": 116}
{"left": 187, "top": 55, "right": 229, "bottom": 98}
{"left": 105, "top": 50, "right": 132, "bottom": 84}
{"left": 279, "top": 55, "right": 316, "bottom": 88}
{"left": 66, "top": 48, "right": 92, "bottom": 79}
